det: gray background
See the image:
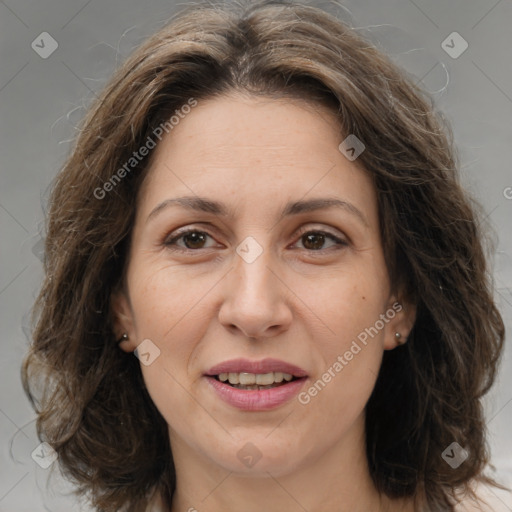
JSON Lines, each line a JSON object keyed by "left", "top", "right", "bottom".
{"left": 1, "top": 0, "right": 511, "bottom": 510}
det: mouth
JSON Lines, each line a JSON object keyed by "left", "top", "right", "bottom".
{"left": 204, "top": 358, "right": 308, "bottom": 410}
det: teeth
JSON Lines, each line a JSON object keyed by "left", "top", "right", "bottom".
{"left": 239, "top": 372, "right": 256, "bottom": 385}
{"left": 216, "top": 371, "right": 297, "bottom": 385}
{"left": 256, "top": 372, "right": 274, "bottom": 385}
{"left": 228, "top": 372, "right": 239, "bottom": 385}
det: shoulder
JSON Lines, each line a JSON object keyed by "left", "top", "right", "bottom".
{"left": 454, "top": 480, "right": 512, "bottom": 512}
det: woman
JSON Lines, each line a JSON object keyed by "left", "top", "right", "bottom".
{"left": 22, "top": 1, "right": 508, "bottom": 511}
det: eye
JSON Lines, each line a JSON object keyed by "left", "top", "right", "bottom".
{"left": 164, "top": 229, "right": 218, "bottom": 251}
{"left": 292, "top": 229, "right": 347, "bottom": 251}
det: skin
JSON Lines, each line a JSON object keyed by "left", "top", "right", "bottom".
{"left": 112, "top": 93, "right": 417, "bottom": 512}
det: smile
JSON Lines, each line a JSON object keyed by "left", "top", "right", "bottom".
{"left": 204, "top": 358, "right": 308, "bottom": 410}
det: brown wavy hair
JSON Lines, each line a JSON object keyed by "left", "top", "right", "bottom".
{"left": 22, "top": 1, "right": 506, "bottom": 511}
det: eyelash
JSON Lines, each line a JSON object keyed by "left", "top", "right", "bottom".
{"left": 163, "top": 227, "right": 348, "bottom": 254}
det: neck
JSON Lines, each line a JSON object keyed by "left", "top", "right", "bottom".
{"left": 166, "top": 414, "right": 415, "bottom": 512}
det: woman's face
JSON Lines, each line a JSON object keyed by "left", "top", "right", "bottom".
{"left": 113, "top": 94, "right": 414, "bottom": 477}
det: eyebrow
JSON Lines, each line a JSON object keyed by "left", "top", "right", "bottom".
{"left": 146, "top": 195, "right": 368, "bottom": 227}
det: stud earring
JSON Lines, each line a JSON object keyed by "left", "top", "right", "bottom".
{"left": 117, "top": 333, "right": 129, "bottom": 344}
{"left": 395, "top": 332, "right": 406, "bottom": 344}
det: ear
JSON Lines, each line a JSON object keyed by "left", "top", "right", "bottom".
{"left": 383, "top": 296, "right": 416, "bottom": 350}
{"left": 110, "top": 288, "right": 138, "bottom": 353}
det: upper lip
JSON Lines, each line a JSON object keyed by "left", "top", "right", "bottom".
{"left": 205, "top": 358, "right": 308, "bottom": 377}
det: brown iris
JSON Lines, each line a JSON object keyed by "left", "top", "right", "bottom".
{"left": 302, "top": 232, "right": 326, "bottom": 250}
{"left": 182, "top": 231, "right": 208, "bottom": 249}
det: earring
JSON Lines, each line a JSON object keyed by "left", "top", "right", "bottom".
{"left": 395, "top": 332, "right": 406, "bottom": 344}
{"left": 117, "top": 333, "right": 129, "bottom": 344}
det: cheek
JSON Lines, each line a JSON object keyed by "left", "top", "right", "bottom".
{"left": 128, "top": 265, "right": 210, "bottom": 400}
{"left": 129, "top": 261, "right": 211, "bottom": 339}
{"left": 297, "top": 280, "right": 386, "bottom": 429}
{"left": 300, "top": 263, "right": 389, "bottom": 353}
{"left": 295, "top": 261, "right": 389, "bottom": 414}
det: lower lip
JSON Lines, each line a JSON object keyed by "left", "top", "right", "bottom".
{"left": 205, "top": 376, "right": 307, "bottom": 411}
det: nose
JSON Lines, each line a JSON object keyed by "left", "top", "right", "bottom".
{"left": 218, "top": 243, "right": 293, "bottom": 340}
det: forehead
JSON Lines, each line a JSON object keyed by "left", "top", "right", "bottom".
{"left": 137, "top": 94, "right": 377, "bottom": 222}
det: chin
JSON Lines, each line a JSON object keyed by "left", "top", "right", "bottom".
{"left": 203, "top": 433, "right": 307, "bottom": 477}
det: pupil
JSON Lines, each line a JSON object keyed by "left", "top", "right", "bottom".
{"left": 303, "top": 233, "right": 324, "bottom": 250}
{"left": 184, "top": 232, "right": 205, "bottom": 249}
